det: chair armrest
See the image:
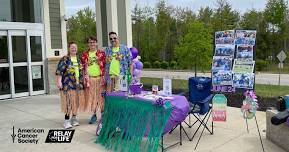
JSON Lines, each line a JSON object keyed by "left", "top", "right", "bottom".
{"left": 177, "top": 92, "right": 186, "bottom": 96}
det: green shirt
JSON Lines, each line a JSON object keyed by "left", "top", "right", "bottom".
{"left": 88, "top": 51, "right": 101, "bottom": 76}
{"left": 109, "top": 47, "right": 120, "bottom": 76}
{"left": 71, "top": 56, "right": 79, "bottom": 83}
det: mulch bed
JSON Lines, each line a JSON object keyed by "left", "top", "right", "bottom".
{"left": 143, "top": 85, "right": 278, "bottom": 112}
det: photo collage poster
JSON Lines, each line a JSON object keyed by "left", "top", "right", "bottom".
{"left": 212, "top": 30, "right": 257, "bottom": 90}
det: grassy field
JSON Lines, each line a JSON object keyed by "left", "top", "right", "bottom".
{"left": 141, "top": 77, "right": 289, "bottom": 98}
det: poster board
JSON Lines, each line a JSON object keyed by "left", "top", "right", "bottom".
{"left": 212, "top": 29, "right": 257, "bottom": 92}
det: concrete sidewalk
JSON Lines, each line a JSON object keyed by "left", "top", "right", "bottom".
{"left": 0, "top": 94, "right": 286, "bottom": 152}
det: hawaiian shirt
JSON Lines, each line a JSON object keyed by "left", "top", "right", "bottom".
{"left": 55, "top": 55, "right": 84, "bottom": 91}
{"left": 105, "top": 44, "right": 132, "bottom": 84}
{"left": 80, "top": 49, "right": 106, "bottom": 87}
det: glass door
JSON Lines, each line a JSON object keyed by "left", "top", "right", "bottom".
{"left": 27, "top": 30, "right": 45, "bottom": 95}
{"left": 8, "top": 30, "right": 29, "bottom": 98}
{"left": 0, "top": 29, "right": 45, "bottom": 99}
{"left": 0, "top": 31, "right": 11, "bottom": 99}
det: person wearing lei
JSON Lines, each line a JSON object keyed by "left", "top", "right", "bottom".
{"left": 80, "top": 36, "right": 106, "bottom": 125}
{"left": 105, "top": 31, "right": 133, "bottom": 92}
{"left": 56, "top": 42, "right": 85, "bottom": 129}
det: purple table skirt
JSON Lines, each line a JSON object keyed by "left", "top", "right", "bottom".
{"left": 107, "top": 91, "right": 190, "bottom": 134}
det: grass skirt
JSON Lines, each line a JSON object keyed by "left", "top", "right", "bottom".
{"left": 60, "top": 89, "right": 84, "bottom": 115}
{"left": 82, "top": 77, "right": 104, "bottom": 112}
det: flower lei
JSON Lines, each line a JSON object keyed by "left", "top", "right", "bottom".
{"left": 241, "top": 90, "right": 259, "bottom": 119}
{"left": 88, "top": 55, "right": 98, "bottom": 66}
{"left": 81, "top": 50, "right": 105, "bottom": 76}
{"left": 106, "top": 53, "right": 123, "bottom": 63}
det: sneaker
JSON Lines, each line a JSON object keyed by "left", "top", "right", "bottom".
{"left": 96, "top": 123, "right": 102, "bottom": 136}
{"left": 63, "top": 120, "right": 72, "bottom": 129}
{"left": 71, "top": 116, "right": 80, "bottom": 126}
{"left": 89, "top": 114, "right": 97, "bottom": 124}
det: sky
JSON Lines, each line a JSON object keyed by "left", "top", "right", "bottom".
{"left": 64, "top": 0, "right": 281, "bottom": 17}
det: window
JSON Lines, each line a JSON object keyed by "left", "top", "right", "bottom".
{"left": 0, "top": 0, "right": 42, "bottom": 23}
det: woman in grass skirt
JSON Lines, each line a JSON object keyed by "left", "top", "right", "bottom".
{"left": 56, "top": 42, "right": 85, "bottom": 129}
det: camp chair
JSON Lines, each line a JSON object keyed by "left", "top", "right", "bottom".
{"left": 185, "top": 76, "right": 214, "bottom": 149}
{"left": 169, "top": 77, "right": 214, "bottom": 150}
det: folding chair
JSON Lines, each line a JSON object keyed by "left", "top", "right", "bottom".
{"left": 169, "top": 77, "right": 214, "bottom": 150}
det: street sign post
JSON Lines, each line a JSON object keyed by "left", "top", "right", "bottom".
{"left": 277, "top": 50, "right": 287, "bottom": 63}
{"left": 277, "top": 50, "right": 287, "bottom": 85}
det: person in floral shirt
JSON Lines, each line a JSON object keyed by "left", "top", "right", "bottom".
{"left": 105, "top": 32, "right": 132, "bottom": 92}
{"left": 56, "top": 42, "right": 85, "bottom": 129}
{"left": 80, "top": 36, "right": 106, "bottom": 125}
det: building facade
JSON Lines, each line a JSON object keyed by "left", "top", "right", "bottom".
{"left": 0, "top": 0, "right": 132, "bottom": 99}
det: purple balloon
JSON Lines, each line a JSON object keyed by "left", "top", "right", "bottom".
{"left": 135, "top": 61, "right": 143, "bottom": 70}
{"left": 132, "top": 62, "right": 136, "bottom": 69}
{"left": 130, "top": 47, "right": 138, "bottom": 59}
{"left": 133, "top": 69, "right": 141, "bottom": 77}
{"left": 132, "top": 58, "right": 138, "bottom": 63}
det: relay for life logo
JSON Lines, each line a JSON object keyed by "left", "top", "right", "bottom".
{"left": 45, "top": 130, "right": 75, "bottom": 143}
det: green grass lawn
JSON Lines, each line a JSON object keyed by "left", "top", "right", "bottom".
{"left": 141, "top": 77, "right": 289, "bottom": 98}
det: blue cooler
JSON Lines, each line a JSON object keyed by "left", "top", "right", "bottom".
{"left": 285, "top": 95, "right": 289, "bottom": 109}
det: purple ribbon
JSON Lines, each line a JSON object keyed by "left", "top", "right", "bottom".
{"left": 244, "top": 90, "right": 257, "bottom": 100}
{"left": 155, "top": 98, "right": 165, "bottom": 106}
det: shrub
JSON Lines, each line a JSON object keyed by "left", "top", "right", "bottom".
{"left": 170, "top": 61, "right": 177, "bottom": 69}
{"left": 256, "top": 59, "right": 269, "bottom": 71}
{"left": 143, "top": 61, "right": 151, "bottom": 68}
{"left": 161, "top": 61, "right": 169, "bottom": 69}
{"left": 153, "top": 61, "right": 161, "bottom": 69}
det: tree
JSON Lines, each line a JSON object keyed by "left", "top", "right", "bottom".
{"left": 240, "top": 10, "right": 269, "bottom": 59}
{"left": 155, "top": 0, "right": 172, "bottom": 61}
{"left": 212, "top": 0, "right": 240, "bottom": 31}
{"left": 198, "top": 6, "right": 213, "bottom": 27}
{"left": 240, "top": 10, "right": 263, "bottom": 29}
{"left": 264, "top": 0, "right": 289, "bottom": 61}
{"left": 67, "top": 7, "right": 96, "bottom": 52}
{"left": 175, "top": 21, "right": 213, "bottom": 72}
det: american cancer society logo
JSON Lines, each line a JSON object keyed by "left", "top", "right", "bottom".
{"left": 11, "top": 126, "right": 44, "bottom": 144}
{"left": 45, "top": 129, "right": 75, "bottom": 143}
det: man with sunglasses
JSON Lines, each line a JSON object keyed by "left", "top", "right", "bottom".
{"left": 105, "top": 32, "right": 132, "bottom": 92}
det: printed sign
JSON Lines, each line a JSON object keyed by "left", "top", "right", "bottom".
{"left": 215, "top": 44, "right": 235, "bottom": 57}
{"left": 212, "top": 56, "right": 233, "bottom": 71}
{"left": 212, "top": 94, "right": 227, "bottom": 122}
{"left": 215, "top": 30, "right": 235, "bottom": 45}
{"left": 118, "top": 74, "right": 128, "bottom": 91}
{"left": 233, "top": 73, "right": 255, "bottom": 89}
{"left": 32, "top": 66, "right": 41, "bottom": 79}
{"left": 233, "top": 60, "right": 255, "bottom": 73}
{"left": 235, "top": 30, "right": 256, "bottom": 45}
{"left": 236, "top": 45, "right": 254, "bottom": 60}
{"left": 212, "top": 70, "right": 233, "bottom": 86}
{"left": 163, "top": 78, "right": 172, "bottom": 96}
{"left": 211, "top": 85, "right": 236, "bottom": 93}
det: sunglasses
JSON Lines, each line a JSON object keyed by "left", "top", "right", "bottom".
{"left": 109, "top": 37, "right": 117, "bottom": 40}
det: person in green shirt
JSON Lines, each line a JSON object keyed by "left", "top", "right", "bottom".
{"left": 80, "top": 36, "right": 106, "bottom": 125}
{"left": 56, "top": 42, "right": 85, "bottom": 129}
{"left": 105, "top": 32, "right": 133, "bottom": 92}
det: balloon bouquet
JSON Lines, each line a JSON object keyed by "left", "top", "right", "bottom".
{"left": 129, "top": 47, "right": 143, "bottom": 94}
